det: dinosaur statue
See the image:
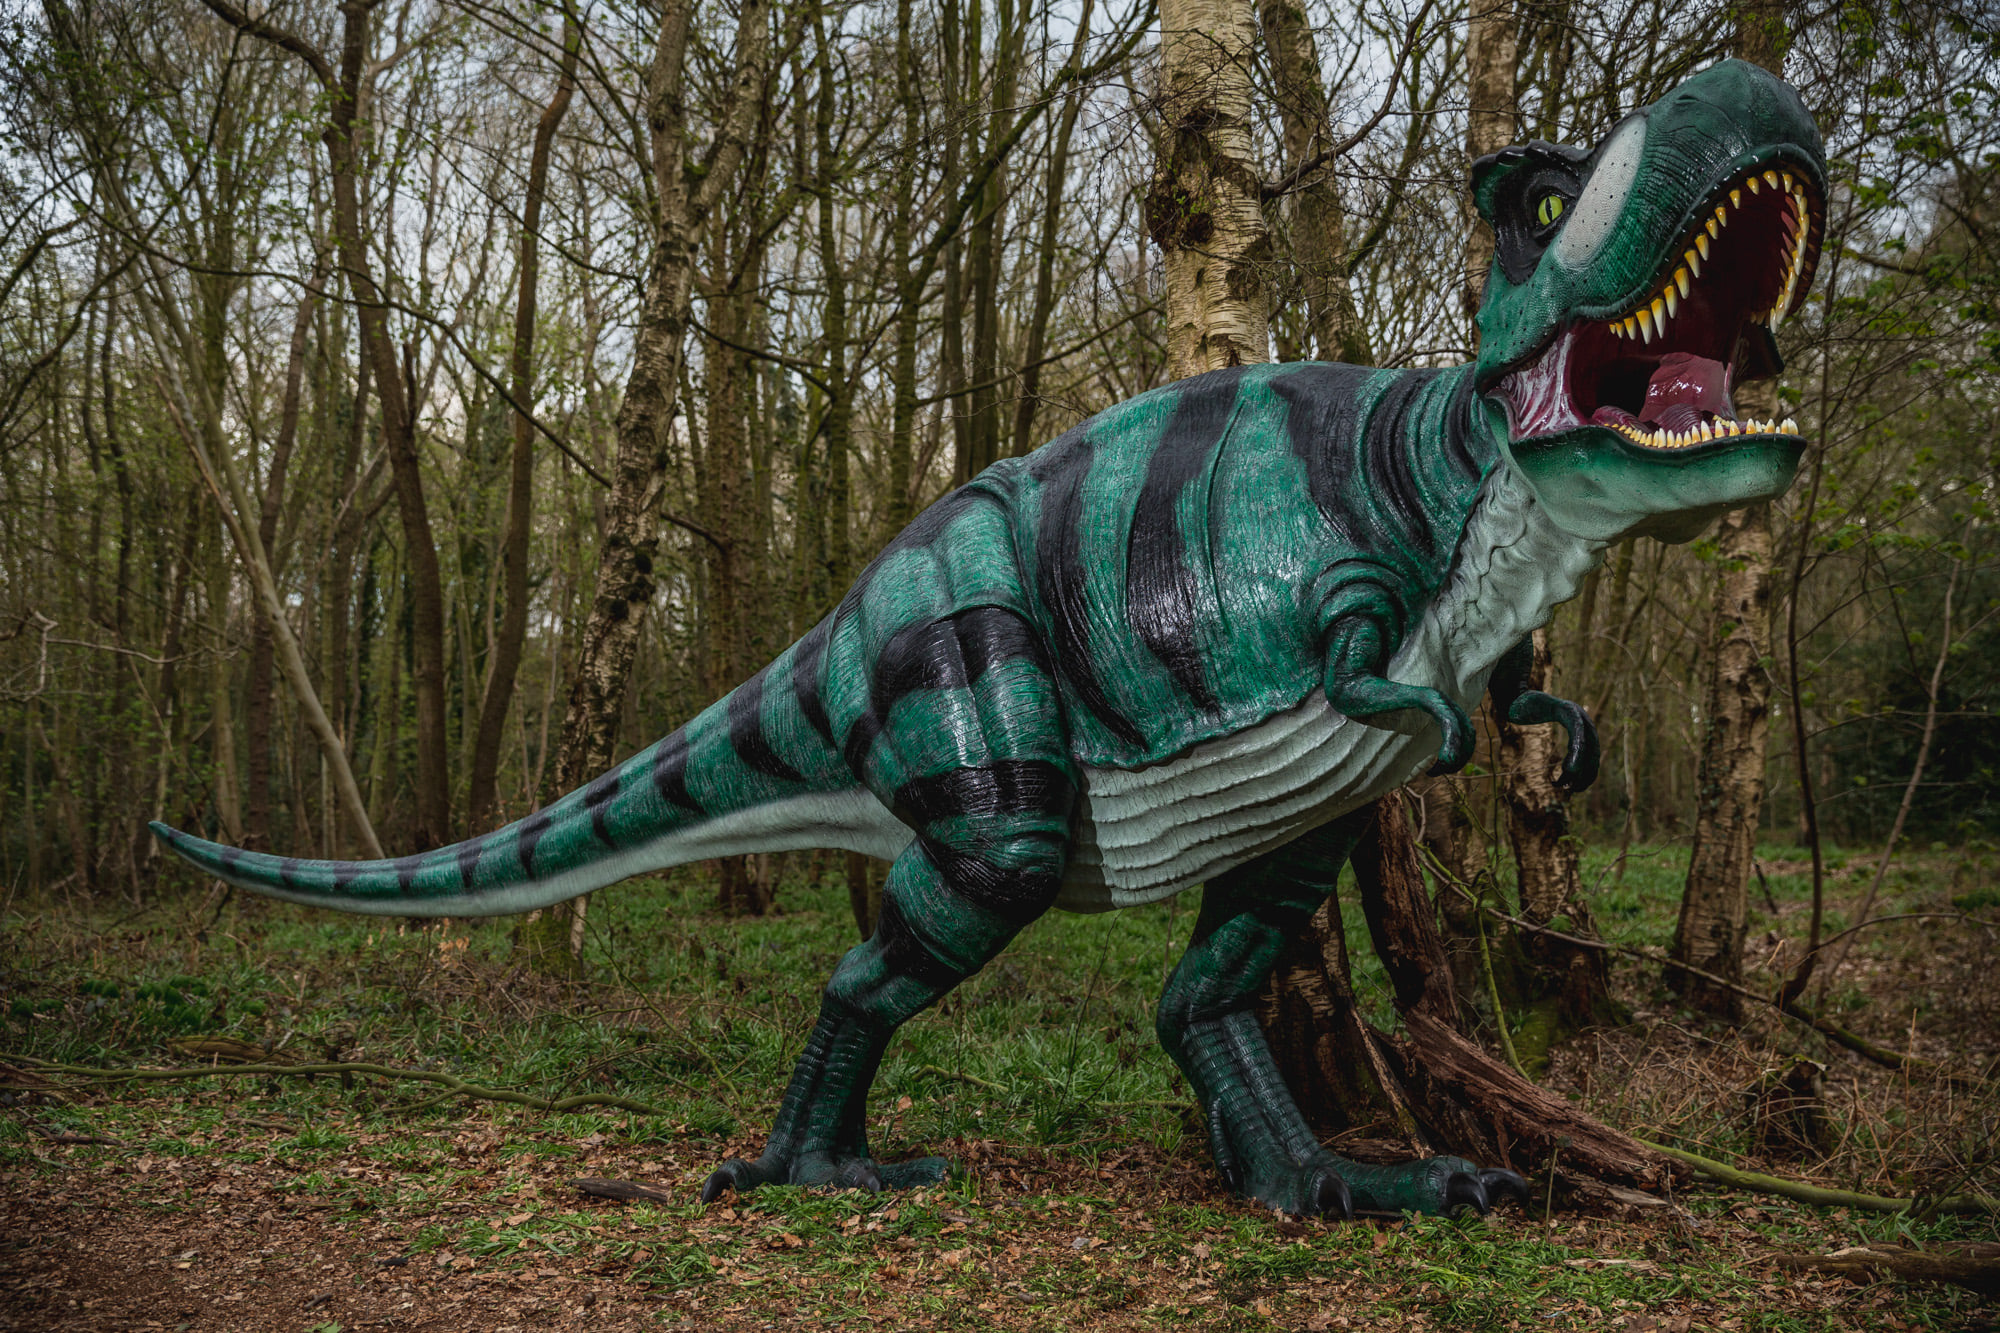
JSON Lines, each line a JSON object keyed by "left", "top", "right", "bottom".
{"left": 154, "top": 59, "right": 1824, "bottom": 1220}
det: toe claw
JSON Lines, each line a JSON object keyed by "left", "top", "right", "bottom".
{"left": 1442, "top": 1170, "right": 1490, "bottom": 1216}
{"left": 700, "top": 1165, "right": 737, "bottom": 1204}
{"left": 843, "top": 1160, "right": 885, "bottom": 1192}
{"left": 1308, "top": 1169, "right": 1353, "bottom": 1222}
{"left": 1479, "top": 1167, "right": 1530, "bottom": 1209}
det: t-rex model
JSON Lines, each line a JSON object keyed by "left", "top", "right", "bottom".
{"left": 154, "top": 59, "right": 1824, "bottom": 1221}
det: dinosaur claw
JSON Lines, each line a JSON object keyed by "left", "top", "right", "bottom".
{"left": 1442, "top": 1170, "right": 1490, "bottom": 1216}
{"left": 1479, "top": 1167, "right": 1530, "bottom": 1209}
{"left": 841, "top": 1160, "right": 885, "bottom": 1192}
{"left": 700, "top": 1166, "right": 738, "bottom": 1204}
{"left": 1308, "top": 1169, "right": 1353, "bottom": 1221}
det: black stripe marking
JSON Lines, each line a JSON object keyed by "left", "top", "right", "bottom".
{"left": 1126, "top": 371, "right": 1243, "bottom": 712}
{"left": 517, "top": 811, "right": 553, "bottom": 876}
{"left": 791, "top": 620, "right": 835, "bottom": 743}
{"left": 1274, "top": 365, "right": 1375, "bottom": 542}
{"left": 651, "top": 730, "right": 701, "bottom": 813}
{"left": 1362, "top": 372, "right": 1441, "bottom": 559}
{"left": 893, "top": 760, "right": 1075, "bottom": 828}
{"left": 728, "top": 670, "right": 806, "bottom": 784}
{"left": 920, "top": 833, "right": 1067, "bottom": 924}
{"left": 1030, "top": 434, "right": 1145, "bottom": 748}
{"left": 456, "top": 838, "right": 485, "bottom": 888}
{"left": 585, "top": 772, "right": 621, "bottom": 848}
{"left": 850, "top": 607, "right": 1055, "bottom": 782}
{"left": 394, "top": 856, "right": 423, "bottom": 891}
{"left": 872, "top": 619, "right": 969, "bottom": 709}
{"left": 953, "top": 605, "right": 1051, "bottom": 683}
{"left": 870, "top": 896, "right": 967, "bottom": 990}
{"left": 1441, "top": 373, "right": 1484, "bottom": 480}
{"left": 334, "top": 862, "right": 362, "bottom": 889}
{"left": 278, "top": 857, "right": 303, "bottom": 889}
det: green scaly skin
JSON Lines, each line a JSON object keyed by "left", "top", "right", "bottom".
{"left": 155, "top": 61, "right": 1825, "bottom": 1220}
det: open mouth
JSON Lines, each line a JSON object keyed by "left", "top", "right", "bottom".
{"left": 1493, "top": 160, "right": 1823, "bottom": 451}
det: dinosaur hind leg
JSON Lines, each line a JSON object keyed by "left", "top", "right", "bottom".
{"left": 1157, "top": 811, "right": 1524, "bottom": 1218}
{"left": 703, "top": 632, "right": 1075, "bottom": 1200}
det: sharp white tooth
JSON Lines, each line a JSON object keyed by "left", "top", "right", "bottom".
{"left": 1652, "top": 295, "right": 1669, "bottom": 328}
{"left": 1782, "top": 170, "right": 1795, "bottom": 190}
{"left": 1781, "top": 416, "right": 1798, "bottom": 433}
{"left": 1763, "top": 169, "right": 1780, "bottom": 190}
{"left": 1699, "top": 421, "right": 1713, "bottom": 440}
{"left": 1609, "top": 320, "right": 1624, "bottom": 338}
{"left": 1653, "top": 429, "right": 1667, "bottom": 448}
{"left": 1696, "top": 234, "right": 1710, "bottom": 261}
{"left": 1664, "top": 287, "right": 1678, "bottom": 318}
{"left": 1729, "top": 188, "right": 1742, "bottom": 209}
{"left": 1638, "top": 308, "right": 1655, "bottom": 341}
{"left": 1746, "top": 176, "right": 1761, "bottom": 195}
{"left": 1676, "top": 266, "right": 1691, "bottom": 297}
{"left": 1624, "top": 316, "right": 1639, "bottom": 339}
{"left": 1707, "top": 217, "right": 1720, "bottom": 240}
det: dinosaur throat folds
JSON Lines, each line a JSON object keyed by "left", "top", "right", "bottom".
{"left": 1493, "top": 161, "right": 1822, "bottom": 452}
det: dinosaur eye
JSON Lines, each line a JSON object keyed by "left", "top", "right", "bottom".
{"left": 1536, "top": 193, "right": 1567, "bottom": 227}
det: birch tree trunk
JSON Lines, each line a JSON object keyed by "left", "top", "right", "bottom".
{"left": 1149, "top": 0, "right": 1271, "bottom": 377}
{"left": 1670, "top": 2, "right": 1788, "bottom": 1020}
{"left": 523, "top": 0, "right": 769, "bottom": 967}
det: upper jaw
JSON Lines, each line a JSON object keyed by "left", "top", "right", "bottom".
{"left": 1488, "top": 154, "right": 1823, "bottom": 454}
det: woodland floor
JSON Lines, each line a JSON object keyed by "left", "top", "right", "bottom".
{"left": 1, "top": 840, "right": 1995, "bottom": 1331}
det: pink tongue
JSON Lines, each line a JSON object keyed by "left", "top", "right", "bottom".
{"left": 1640, "top": 352, "right": 1729, "bottom": 426}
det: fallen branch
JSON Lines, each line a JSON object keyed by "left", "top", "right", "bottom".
{"left": 1775, "top": 1244, "right": 2000, "bottom": 1295}
{"left": 1637, "top": 1139, "right": 2000, "bottom": 1216}
{"left": 8, "top": 1055, "right": 672, "bottom": 1119}
{"left": 574, "top": 1177, "right": 679, "bottom": 1206}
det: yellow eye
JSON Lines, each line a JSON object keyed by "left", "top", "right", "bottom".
{"left": 1536, "top": 193, "right": 1567, "bottom": 227}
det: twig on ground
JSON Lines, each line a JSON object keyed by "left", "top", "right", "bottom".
{"left": 915, "top": 1064, "right": 1010, "bottom": 1093}
{"left": 7, "top": 1055, "right": 674, "bottom": 1119}
{"left": 1637, "top": 1138, "right": 2000, "bottom": 1216}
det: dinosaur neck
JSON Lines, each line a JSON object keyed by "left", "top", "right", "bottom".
{"left": 1387, "top": 459, "right": 1606, "bottom": 706}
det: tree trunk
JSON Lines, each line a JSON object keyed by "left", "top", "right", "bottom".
{"left": 244, "top": 272, "right": 319, "bottom": 850}
{"left": 1149, "top": 0, "right": 1271, "bottom": 377}
{"left": 1497, "top": 630, "right": 1615, "bottom": 1043}
{"left": 1670, "top": 4, "right": 1787, "bottom": 1018}
{"left": 1461, "top": 0, "right": 1518, "bottom": 324}
{"left": 1671, "top": 499, "right": 1774, "bottom": 1019}
{"left": 524, "top": 0, "right": 768, "bottom": 968}
{"left": 1258, "top": 0, "right": 1370, "bottom": 365}
{"left": 886, "top": 0, "right": 921, "bottom": 531}
{"left": 469, "top": 17, "right": 579, "bottom": 833}
{"left": 1008, "top": 1, "right": 1093, "bottom": 457}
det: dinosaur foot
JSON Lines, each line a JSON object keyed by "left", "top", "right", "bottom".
{"left": 700, "top": 1151, "right": 949, "bottom": 1202}
{"left": 1235, "top": 1157, "right": 1356, "bottom": 1220}
{"left": 1340, "top": 1157, "right": 1530, "bottom": 1217}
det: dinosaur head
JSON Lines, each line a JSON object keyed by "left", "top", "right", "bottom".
{"left": 1472, "top": 59, "right": 1825, "bottom": 543}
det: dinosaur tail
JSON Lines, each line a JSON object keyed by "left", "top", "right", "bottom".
{"left": 150, "top": 652, "right": 910, "bottom": 917}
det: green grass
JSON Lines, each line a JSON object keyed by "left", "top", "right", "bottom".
{"left": 2, "top": 850, "right": 1994, "bottom": 1329}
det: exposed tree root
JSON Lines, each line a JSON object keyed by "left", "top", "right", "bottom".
{"left": 1637, "top": 1139, "right": 2000, "bottom": 1216}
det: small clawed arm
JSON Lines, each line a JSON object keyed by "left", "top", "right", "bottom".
{"left": 1322, "top": 617, "right": 1475, "bottom": 775}
{"left": 1487, "top": 636, "right": 1599, "bottom": 792}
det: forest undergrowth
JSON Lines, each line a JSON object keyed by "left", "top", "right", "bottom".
{"left": 1, "top": 845, "right": 1995, "bottom": 1331}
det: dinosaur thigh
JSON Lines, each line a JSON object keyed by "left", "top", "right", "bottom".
{"left": 703, "top": 605, "right": 1077, "bottom": 1198}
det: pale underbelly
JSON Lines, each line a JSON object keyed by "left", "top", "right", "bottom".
{"left": 1053, "top": 693, "right": 1433, "bottom": 912}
